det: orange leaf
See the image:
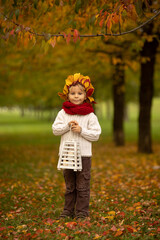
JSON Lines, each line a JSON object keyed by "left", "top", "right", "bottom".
{"left": 99, "top": 9, "right": 103, "bottom": 17}
{"left": 60, "top": 233, "right": 67, "bottom": 237}
{"left": 112, "top": 13, "right": 119, "bottom": 23}
{"left": 99, "top": 18, "right": 104, "bottom": 28}
{"left": 65, "top": 221, "right": 77, "bottom": 229}
{"left": 125, "top": 225, "right": 137, "bottom": 233}
{"left": 32, "top": 234, "right": 38, "bottom": 238}
{"left": 36, "top": 229, "right": 43, "bottom": 234}
{"left": 115, "top": 230, "right": 123, "bottom": 237}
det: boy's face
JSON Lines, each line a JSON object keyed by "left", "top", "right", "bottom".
{"left": 68, "top": 84, "right": 86, "bottom": 105}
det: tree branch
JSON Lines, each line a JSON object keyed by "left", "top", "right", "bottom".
{"left": 0, "top": 9, "right": 160, "bottom": 38}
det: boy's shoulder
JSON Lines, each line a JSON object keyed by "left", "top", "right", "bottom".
{"left": 57, "top": 109, "right": 65, "bottom": 116}
{"left": 83, "top": 112, "right": 98, "bottom": 121}
{"left": 88, "top": 112, "right": 98, "bottom": 118}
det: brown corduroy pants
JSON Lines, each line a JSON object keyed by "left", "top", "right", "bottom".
{"left": 62, "top": 157, "right": 91, "bottom": 217}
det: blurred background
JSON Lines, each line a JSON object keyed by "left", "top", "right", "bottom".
{"left": 0, "top": 0, "right": 160, "bottom": 153}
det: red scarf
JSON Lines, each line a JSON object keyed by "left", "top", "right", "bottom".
{"left": 62, "top": 101, "right": 94, "bottom": 115}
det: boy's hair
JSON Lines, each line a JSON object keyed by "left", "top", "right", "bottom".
{"left": 68, "top": 82, "right": 86, "bottom": 93}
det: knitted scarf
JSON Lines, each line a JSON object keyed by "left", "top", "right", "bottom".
{"left": 62, "top": 101, "right": 94, "bottom": 115}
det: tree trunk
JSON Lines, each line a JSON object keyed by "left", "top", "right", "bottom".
{"left": 112, "top": 54, "right": 125, "bottom": 146}
{"left": 21, "top": 107, "right": 25, "bottom": 117}
{"left": 138, "top": 23, "right": 159, "bottom": 153}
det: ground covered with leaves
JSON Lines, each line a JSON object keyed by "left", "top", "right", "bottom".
{"left": 0, "top": 137, "right": 160, "bottom": 239}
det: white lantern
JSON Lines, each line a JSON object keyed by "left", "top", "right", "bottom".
{"left": 57, "top": 140, "right": 82, "bottom": 171}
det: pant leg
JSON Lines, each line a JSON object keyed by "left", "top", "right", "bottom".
{"left": 63, "top": 169, "right": 76, "bottom": 214}
{"left": 76, "top": 157, "right": 91, "bottom": 217}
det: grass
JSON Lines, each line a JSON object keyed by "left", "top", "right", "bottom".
{"left": 0, "top": 98, "right": 160, "bottom": 143}
{"left": 0, "top": 100, "right": 160, "bottom": 239}
{"left": 0, "top": 142, "right": 160, "bottom": 239}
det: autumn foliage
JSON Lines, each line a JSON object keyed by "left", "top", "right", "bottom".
{"left": 0, "top": 0, "right": 160, "bottom": 48}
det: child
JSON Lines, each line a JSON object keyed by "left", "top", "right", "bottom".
{"left": 52, "top": 73, "right": 101, "bottom": 219}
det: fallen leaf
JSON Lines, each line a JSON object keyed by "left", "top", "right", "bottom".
{"left": 115, "top": 230, "right": 123, "bottom": 237}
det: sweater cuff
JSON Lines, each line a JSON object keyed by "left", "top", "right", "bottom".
{"left": 64, "top": 124, "right": 70, "bottom": 133}
{"left": 52, "top": 123, "right": 70, "bottom": 135}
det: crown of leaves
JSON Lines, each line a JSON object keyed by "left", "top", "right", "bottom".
{"left": 58, "top": 73, "right": 95, "bottom": 103}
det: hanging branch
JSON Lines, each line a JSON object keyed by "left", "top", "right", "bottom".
{"left": 0, "top": 9, "right": 160, "bottom": 39}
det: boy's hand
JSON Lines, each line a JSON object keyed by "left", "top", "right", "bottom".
{"left": 68, "top": 120, "right": 77, "bottom": 127}
{"left": 68, "top": 121, "right": 81, "bottom": 133}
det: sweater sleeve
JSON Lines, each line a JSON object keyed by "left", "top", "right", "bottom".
{"left": 80, "top": 113, "right": 101, "bottom": 142}
{"left": 52, "top": 110, "right": 70, "bottom": 136}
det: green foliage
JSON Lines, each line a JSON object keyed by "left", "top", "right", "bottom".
{"left": 135, "top": 0, "right": 143, "bottom": 17}
{"left": 75, "top": 0, "right": 82, "bottom": 14}
{"left": 12, "top": 0, "right": 17, "bottom": 7}
{"left": 55, "top": 0, "right": 60, "bottom": 6}
{"left": 34, "top": 0, "right": 38, "bottom": 9}
{"left": 15, "top": 8, "right": 19, "bottom": 20}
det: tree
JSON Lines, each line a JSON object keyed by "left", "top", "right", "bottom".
{"left": 112, "top": 52, "right": 125, "bottom": 146}
{"left": 138, "top": 22, "right": 159, "bottom": 153}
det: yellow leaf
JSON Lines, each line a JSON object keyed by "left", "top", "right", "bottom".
{"left": 74, "top": 73, "right": 81, "bottom": 81}
{"left": 106, "top": 211, "right": 116, "bottom": 220}
{"left": 93, "top": 234, "right": 101, "bottom": 239}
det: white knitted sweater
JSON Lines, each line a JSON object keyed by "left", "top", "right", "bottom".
{"left": 52, "top": 109, "right": 101, "bottom": 156}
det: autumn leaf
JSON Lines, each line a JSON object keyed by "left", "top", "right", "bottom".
{"left": 115, "top": 230, "right": 124, "bottom": 237}
{"left": 99, "top": 18, "right": 104, "bottom": 28}
{"left": 65, "top": 221, "right": 77, "bottom": 229}
{"left": 0, "top": 227, "right": 6, "bottom": 231}
{"left": 48, "top": 37, "right": 56, "bottom": 48}
{"left": 10, "top": 29, "right": 15, "bottom": 35}
{"left": 110, "top": 225, "right": 117, "bottom": 232}
{"left": 106, "top": 211, "right": 116, "bottom": 220}
{"left": 73, "top": 29, "right": 80, "bottom": 43}
{"left": 102, "top": 230, "right": 110, "bottom": 236}
{"left": 125, "top": 225, "right": 137, "bottom": 233}
{"left": 60, "top": 233, "right": 67, "bottom": 237}
{"left": 66, "top": 33, "right": 71, "bottom": 44}
{"left": 93, "top": 233, "right": 101, "bottom": 239}
{"left": 112, "top": 13, "right": 119, "bottom": 24}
